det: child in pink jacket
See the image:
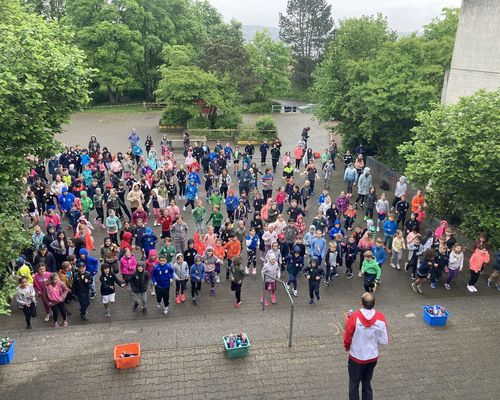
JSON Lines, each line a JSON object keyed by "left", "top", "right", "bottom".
{"left": 467, "top": 246, "right": 490, "bottom": 293}
{"left": 33, "top": 264, "right": 52, "bottom": 321}
{"left": 120, "top": 248, "right": 137, "bottom": 289}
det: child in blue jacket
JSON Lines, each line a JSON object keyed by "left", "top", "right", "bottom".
{"left": 183, "top": 180, "right": 198, "bottom": 211}
{"left": 383, "top": 213, "right": 398, "bottom": 253}
{"left": 141, "top": 227, "right": 158, "bottom": 260}
{"left": 329, "top": 219, "right": 346, "bottom": 240}
{"left": 152, "top": 255, "right": 177, "bottom": 315}
{"left": 190, "top": 255, "right": 205, "bottom": 305}
{"left": 225, "top": 190, "right": 239, "bottom": 222}
{"left": 79, "top": 248, "right": 99, "bottom": 299}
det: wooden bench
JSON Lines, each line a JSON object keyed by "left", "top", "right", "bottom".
{"left": 159, "top": 124, "right": 185, "bottom": 132}
{"left": 166, "top": 136, "right": 208, "bottom": 149}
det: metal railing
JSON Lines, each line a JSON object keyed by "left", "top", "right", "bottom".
{"left": 262, "top": 273, "right": 295, "bottom": 347}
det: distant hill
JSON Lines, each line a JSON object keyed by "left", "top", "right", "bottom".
{"left": 242, "top": 25, "right": 412, "bottom": 42}
{"left": 242, "top": 25, "right": 280, "bottom": 42}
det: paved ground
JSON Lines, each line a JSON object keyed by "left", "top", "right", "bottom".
{"left": 0, "top": 110, "right": 498, "bottom": 399}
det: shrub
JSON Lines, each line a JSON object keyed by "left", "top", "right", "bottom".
{"left": 160, "top": 106, "right": 195, "bottom": 126}
{"left": 255, "top": 116, "right": 276, "bottom": 133}
{"left": 214, "top": 112, "right": 242, "bottom": 129}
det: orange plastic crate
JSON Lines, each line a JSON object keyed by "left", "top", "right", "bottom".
{"left": 114, "top": 343, "right": 141, "bottom": 369}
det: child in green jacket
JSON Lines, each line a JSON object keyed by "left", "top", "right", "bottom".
{"left": 361, "top": 251, "right": 381, "bottom": 293}
{"left": 206, "top": 205, "right": 224, "bottom": 235}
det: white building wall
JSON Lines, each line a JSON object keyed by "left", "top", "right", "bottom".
{"left": 442, "top": 0, "right": 500, "bottom": 104}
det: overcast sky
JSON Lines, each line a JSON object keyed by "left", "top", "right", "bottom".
{"left": 208, "top": 0, "right": 462, "bottom": 32}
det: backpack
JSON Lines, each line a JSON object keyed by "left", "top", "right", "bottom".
{"left": 379, "top": 180, "right": 390, "bottom": 191}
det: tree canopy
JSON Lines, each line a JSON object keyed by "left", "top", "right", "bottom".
{"left": 246, "top": 30, "right": 293, "bottom": 101}
{"left": 0, "top": 0, "right": 92, "bottom": 313}
{"left": 399, "top": 90, "right": 500, "bottom": 247}
{"left": 311, "top": 9, "right": 459, "bottom": 168}
{"left": 279, "top": 0, "right": 333, "bottom": 87}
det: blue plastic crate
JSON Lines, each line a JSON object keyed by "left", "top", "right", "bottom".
{"left": 0, "top": 340, "right": 15, "bottom": 366}
{"left": 423, "top": 306, "right": 449, "bottom": 326}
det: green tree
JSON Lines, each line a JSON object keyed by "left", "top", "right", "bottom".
{"left": 65, "top": 0, "right": 144, "bottom": 103}
{"left": 399, "top": 90, "right": 500, "bottom": 247}
{"left": 23, "top": 0, "right": 67, "bottom": 20}
{"left": 312, "top": 9, "right": 459, "bottom": 167}
{"left": 0, "top": 0, "right": 92, "bottom": 314}
{"left": 198, "top": 20, "right": 255, "bottom": 101}
{"left": 246, "top": 30, "right": 293, "bottom": 101}
{"left": 279, "top": 0, "right": 333, "bottom": 87}
{"left": 311, "top": 14, "right": 396, "bottom": 123}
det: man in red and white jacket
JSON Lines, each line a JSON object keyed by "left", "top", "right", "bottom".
{"left": 344, "top": 292, "right": 389, "bottom": 400}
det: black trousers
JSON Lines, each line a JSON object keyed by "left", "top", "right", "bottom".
{"left": 156, "top": 286, "right": 170, "bottom": 307}
{"left": 23, "top": 303, "right": 37, "bottom": 327}
{"left": 178, "top": 182, "right": 186, "bottom": 197}
{"left": 51, "top": 302, "right": 67, "bottom": 322}
{"left": 78, "top": 292, "right": 90, "bottom": 317}
{"left": 191, "top": 280, "right": 202, "bottom": 298}
{"left": 231, "top": 281, "right": 242, "bottom": 303}
{"left": 272, "top": 159, "right": 278, "bottom": 173}
{"left": 348, "top": 358, "right": 377, "bottom": 400}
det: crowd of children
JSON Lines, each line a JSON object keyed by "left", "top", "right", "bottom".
{"left": 14, "top": 128, "right": 497, "bottom": 329}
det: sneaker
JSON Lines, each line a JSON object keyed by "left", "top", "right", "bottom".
{"left": 105, "top": 310, "right": 111, "bottom": 318}
{"left": 163, "top": 306, "right": 169, "bottom": 315}
{"left": 417, "top": 285, "right": 423, "bottom": 294}
{"left": 157, "top": 302, "right": 162, "bottom": 308}
{"left": 192, "top": 298, "right": 197, "bottom": 305}
{"left": 309, "top": 299, "right": 315, "bottom": 305}
{"left": 404, "top": 263, "right": 409, "bottom": 272}
{"left": 496, "top": 285, "right": 500, "bottom": 292}
{"left": 81, "top": 313, "right": 89, "bottom": 321}
{"left": 411, "top": 274, "right": 416, "bottom": 280}
{"left": 26, "top": 325, "right": 32, "bottom": 329}
{"left": 376, "top": 226, "right": 380, "bottom": 232}
{"left": 271, "top": 294, "right": 277, "bottom": 304}
{"left": 234, "top": 302, "right": 241, "bottom": 308}
{"left": 252, "top": 268, "right": 257, "bottom": 275}
{"left": 334, "top": 273, "right": 339, "bottom": 277}
{"left": 357, "top": 271, "right": 363, "bottom": 278}
{"left": 244, "top": 267, "right": 249, "bottom": 274}
{"left": 216, "top": 275, "right": 220, "bottom": 283}
{"left": 396, "top": 265, "right": 401, "bottom": 270}
{"left": 44, "top": 313, "right": 51, "bottom": 322}
{"left": 90, "top": 293, "right": 96, "bottom": 300}
{"left": 467, "top": 285, "right": 474, "bottom": 292}
{"left": 54, "top": 322, "right": 60, "bottom": 328}
{"left": 63, "top": 320, "right": 68, "bottom": 327}
{"left": 151, "top": 289, "right": 155, "bottom": 296}
{"left": 175, "top": 295, "right": 181, "bottom": 304}
{"left": 472, "top": 286, "right": 478, "bottom": 292}
{"left": 324, "top": 280, "right": 329, "bottom": 287}
{"left": 293, "top": 289, "right": 298, "bottom": 297}
{"left": 182, "top": 206, "right": 186, "bottom": 211}
{"left": 444, "top": 283, "right": 451, "bottom": 290}
{"left": 180, "top": 293, "right": 185, "bottom": 302}
{"left": 210, "top": 288, "right": 216, "bottom": 296}
{"left": 430, "top": 283, "right": 436, "bottom": 289}
{"left": 487, "top": 279, "right": 493, "bottom": 288}
{"left": 411, "top": 282, "right": 417, "bottom": 292}
{"left": 346, "top": 273, "right": 354, "bottom": 279}
{"left": 390, "top": 263, "right": 396, "bottom": 269}
{"left": 260, "top": 297, "right": 269, "bottom": 306}
{"left": 133, "top": 302, "right": 139, "bottom": 311}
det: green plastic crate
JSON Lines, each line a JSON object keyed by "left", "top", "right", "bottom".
{"left": 222, "top": 334, "right": 251, "bottom": 358}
